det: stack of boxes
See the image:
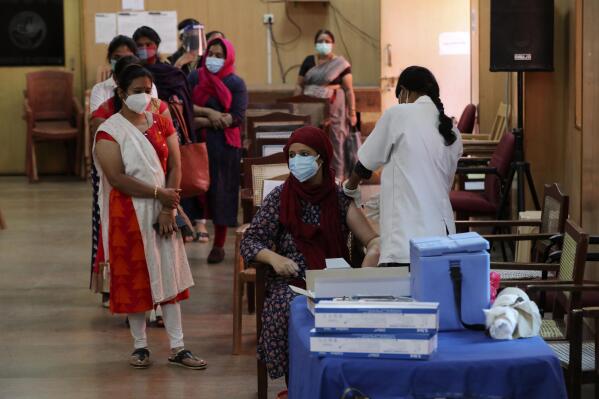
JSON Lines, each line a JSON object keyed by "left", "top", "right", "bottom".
{"left": 309, "top": 299, "right": 439, "bottom": 359}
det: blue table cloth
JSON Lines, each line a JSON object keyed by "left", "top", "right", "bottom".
{"left": 288, "top": 296, "right": 567, "bottom": 399}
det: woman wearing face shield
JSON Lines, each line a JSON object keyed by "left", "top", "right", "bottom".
{"left": 93, "top": 63, "right": 207, "bottom": 369}
{"left": 295, "top": 29, "right": 357, "bottom": 180}
{"left": 240, "top": 126, "right": 380, "bottom": 398}
{"left": 344, "top": 66, "right": 463, "bottom": 267}
{"left": 190, "top": 38, "right": 248, "bottom": 264}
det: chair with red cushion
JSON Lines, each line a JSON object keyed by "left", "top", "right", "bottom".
{"left": 451, "top": 131, "right": 515, "bottom": 222}
{"left": 457, "top": 104, "right": 476, "bottom": 134}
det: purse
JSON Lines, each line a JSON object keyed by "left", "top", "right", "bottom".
{"left": 92, "top": 262, "right": 110, "bottom": 294}
{"left": 168, "top": 98, "right": 210, "bottom": 198}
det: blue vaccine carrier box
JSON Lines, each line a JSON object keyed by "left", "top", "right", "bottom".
{"left": 410, "top": 232, "right": 490, "bottom": 331}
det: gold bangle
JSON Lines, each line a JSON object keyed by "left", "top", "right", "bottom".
{"left": 154, "top": 186, "right": 158, "bottom": 199}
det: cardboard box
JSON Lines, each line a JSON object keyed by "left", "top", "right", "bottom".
{"left": 310, "top": 329, "right": 437, "bottom": 359}
{"left": 290, "top": 267, "right": 411, "bottom": 315}
{"left": 314, "top": 300, "right": 439, "bottom": 334}
{"left": 410, "top": 232, "right": 490, "bottom": 331}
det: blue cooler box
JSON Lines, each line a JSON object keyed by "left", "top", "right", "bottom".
{"left": 410, "top": 232, "right": 490, "bottom": 331}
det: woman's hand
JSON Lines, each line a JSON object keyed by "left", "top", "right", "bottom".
{"left": 174, "top": 52, "right": 195, "bottom": 69}
{"left": 361, "top": 237, "right": 380, "bottom": 267}
{"left": 270, "top": 254, "right": 300, "bottom": 277}
{"left": 206, "top": 109, "right": 226, "bottom": 130}
{"left": 349, "top": 113, "right": 357, "bottom": 127}
{"left": 158, "top": 210, "right": 177, "bottom": 237}
{"left": 157, "top": 187, "right": 181, "bottom": 209}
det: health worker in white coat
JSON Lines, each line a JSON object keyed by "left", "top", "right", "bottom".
{"left": 344, "top": 66, "right": 463, "bottom": 266}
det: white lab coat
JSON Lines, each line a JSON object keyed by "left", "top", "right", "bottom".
{"left": 358, "top": 95, "right": 463, "bottom": 263}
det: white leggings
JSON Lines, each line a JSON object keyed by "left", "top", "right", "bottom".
{"left": 128, "top": 302, "right": 184, "bottom": 349}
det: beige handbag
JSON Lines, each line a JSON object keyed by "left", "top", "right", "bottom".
{"left": 92, "top": 262, "right": 111, "bottom": 294}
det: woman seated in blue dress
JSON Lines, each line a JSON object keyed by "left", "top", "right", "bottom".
{"left": 240, "top": 126, "right": 381, "bottom": 391}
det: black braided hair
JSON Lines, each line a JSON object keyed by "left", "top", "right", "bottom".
{"left": 396, "top": 66, "right": 457, "bottom": 146}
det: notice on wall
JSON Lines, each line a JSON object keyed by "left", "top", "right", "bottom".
{"left": 145, "top": 11, "right": 178, "bottom": 54}
{"left": 95, "top": 13, "right": 117, "bottom": 44}
{"left": 122, "top": 0, "right": 144, "bottom": 11}
{"left": 438, "top": 31, "right": 470, "bottom": 55}
{"left": 116, "top": 11, "right": 178, "bottom": 54}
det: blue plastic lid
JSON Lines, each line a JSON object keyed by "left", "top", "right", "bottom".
{"left": 410, "top": 232, "right": 489, "bottom": 257}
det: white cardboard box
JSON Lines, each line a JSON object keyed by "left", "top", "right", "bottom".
{"left": 310, "top": 329, "right": 437, "bottom": 359}
{"left": 314, "top": 300, "right": 439, "bottom": 334}
{"left": 290, "top": 267, "right": 411, "bottom": 315}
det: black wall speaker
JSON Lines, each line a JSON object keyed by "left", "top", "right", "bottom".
{"left": 490, "top": 0, "right": 554, "bottom": 72}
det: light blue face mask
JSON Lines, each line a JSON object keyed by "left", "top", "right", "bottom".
{"left": 315, "top": 42, "right": 332, "bottom": 56}
{"left": 110, "top": 59, "right": 117, "bottom": 72}
{"left": 205, "top": 56, "right": 225, "bottom": 74}
{"left": 289, "top": 154, "right": 320, "bottom": 183}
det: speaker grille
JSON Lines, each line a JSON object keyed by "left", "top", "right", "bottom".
{"left": 490, "top": 0, "right": 554, "bottom": 72}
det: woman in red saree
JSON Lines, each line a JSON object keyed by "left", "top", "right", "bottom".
{"left": 93, "top": 63, "right": 206, "bottom": 370}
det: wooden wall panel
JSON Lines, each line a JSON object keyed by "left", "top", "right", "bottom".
{"left": 581, "top": 0, "right": 599, "bottom": 234}
{"left": 0, "top": 0, "right": 83, "bottom": 175}
{"left": 82, "top": 0, "right": 380, "bottom": 89}
{"left": 477, "top": 0, "right": 508, "bottom": 133}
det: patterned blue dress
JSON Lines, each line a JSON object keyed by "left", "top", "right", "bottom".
{"left": 240, "top": 184, "right": 351, "bottom": 379}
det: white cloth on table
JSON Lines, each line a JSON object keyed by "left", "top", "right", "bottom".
{"left": 484, "top": 287, "right": 542, "bottom": 340}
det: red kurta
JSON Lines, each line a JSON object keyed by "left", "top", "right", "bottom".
{"left": 96, "top": 113, "right": 189, "bottom": 314}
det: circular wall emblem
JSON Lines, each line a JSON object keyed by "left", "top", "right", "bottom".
{"left": 9, "top": 11, "right": 47, "bottom": 50}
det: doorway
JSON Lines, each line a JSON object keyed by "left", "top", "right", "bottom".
{"left": 380, "top": 0, "right": 473, "bottom": 119}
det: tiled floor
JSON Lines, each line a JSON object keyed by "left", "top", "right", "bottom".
{"left": 0, "top": 177, "right": 284, "bottom": 399}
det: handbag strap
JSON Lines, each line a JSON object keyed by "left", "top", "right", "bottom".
{"left": 168, "top": 98, "right": 192, "bottom": 145}
{"left": 449, "top": 262, "right": 486, "bottom": 331}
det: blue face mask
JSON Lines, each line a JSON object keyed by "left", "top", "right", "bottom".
{"left": 289, "top": 154, "right": 320, "bottom": 183}
{"left": 110, "top": 59, "right": 117, "bottom": 72}
{"left": 205, "top": 56, "right": 225, "bottom": 74}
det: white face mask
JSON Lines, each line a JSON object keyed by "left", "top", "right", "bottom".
{"left": 124, "top": 93, "right": 152, "bottom": 114}
{"left": 205, "top": 56, "right": 225, "bottom": 74}
{"left": 315, "top": 42, "right": 332, "bottom": 56}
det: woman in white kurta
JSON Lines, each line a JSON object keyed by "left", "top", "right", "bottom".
{"left": 344, "top": 66, "right": 463, "bottom": 265}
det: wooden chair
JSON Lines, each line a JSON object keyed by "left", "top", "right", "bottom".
{"left": 246, "top": 112, "right": 310, "bottom": 158}
{"left": 456, "top": 183, "right": 569, "bottom": 279}
{"left": 461, "top": 101, "right": 509, "bottom": 142}
{"left": 233, "top": 153, "right": 289, "bottom": 355}
{"left": 276, "top": 95, "right": 329, "bottom": 128}
{"left": 544, "top": 303, "right": 599, "bottom": 398}
{"left": 23, "top": 71, "right": 83, "bottom": 182}
{"left": 500, "top": 219, "right": 589, "bottom": 342}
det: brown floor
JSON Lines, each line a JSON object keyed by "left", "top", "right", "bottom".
{"left": 0, "top": 177, "right": 284, "bottom": 399}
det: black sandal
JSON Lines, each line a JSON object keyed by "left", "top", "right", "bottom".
{"left": 168, "top": 348, "right": 207, "bottom": 370}
{"left": 130, "top": 348, "right": 151, "bottom": 368}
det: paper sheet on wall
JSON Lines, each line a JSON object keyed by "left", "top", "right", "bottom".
{"left": 438, "top": 31, "right": 470, "bottom": 55}
{"left": 95, "top": 13, "right": 117, "bottom": 44}
{"left": 145, "top": 11, "right": 178, "bottom": 54}
{"left": 117, "top": 12, "right": 147, "bottom": 37}
{"left": 122, "top": 0, "right": 144, "bottom": 11}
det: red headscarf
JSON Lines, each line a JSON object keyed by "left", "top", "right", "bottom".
{"left": 192, "top": 38, "right": 240, "bottom": 148}
{"left": 280, "top": 126, "right": 349, "bottom": 270}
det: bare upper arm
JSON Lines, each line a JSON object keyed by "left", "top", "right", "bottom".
{"left": 95, "top": 139, "right": 125, "bottom": 185}
{"left": 165, "top": 133, "right": 181, "bottom": 171}
{"left": 346, "top": 202, "right": 378, "bottom": 246}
